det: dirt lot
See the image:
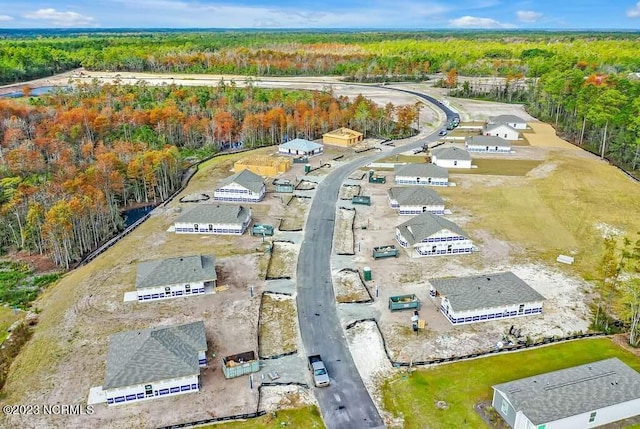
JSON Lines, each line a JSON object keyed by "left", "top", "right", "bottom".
{"left": 339, "top": 184, "right": 361, "bottom": 200}
{"left": 334, "top": 208, "right": 356, "bottom": 255}
{"left": 333, "top": 269, "right": 371, "bottom": 303}
{"left": 279, "top": 196, "right": 311, "bottom": 231}
{"left": 266, "top": 241, "right": 298, "bottom": 279}
{"left": 258, "top": 293, "right": 299, "bottom": 358}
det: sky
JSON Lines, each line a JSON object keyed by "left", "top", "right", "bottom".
{"left": 0, "top": 0, "right": 639, "bottom": 29}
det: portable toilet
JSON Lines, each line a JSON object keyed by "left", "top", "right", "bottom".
{"left": 304, "top": 164, "right": 311, "bottom": 174}
{"left": 363, "top": 267, "right": 372, "bottom": 281}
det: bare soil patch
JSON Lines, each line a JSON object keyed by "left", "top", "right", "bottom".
{"left": 348, "top": 171, "right": 366, "bottom": 181}
{"left": 339, "top": 184, "right": 361, "bottom": 200}
{"left": 333, "top": 269, "right": 371, "bottom": 303}
{"left": 279, "top": 196, "right": 310, "bottom": 231}
{"left": 295, "top": 180, "right": 317, "bottom": 191}
{"left": 266, "top": 242, "right": 297, "bottom": 279}
{"left": 258, "top": 293, "right": 299, "bottom": 358}
{"left": 334, "top": 208, "right": 356, "bottom": 255}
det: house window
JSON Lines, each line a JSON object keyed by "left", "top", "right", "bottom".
{"left": 589, "top": 412, "right": 596, "bottom": 423}
{"left": 501, "top": 400, "right": 509, "bottom": 415}
{"left": 518, "top": 304, "right": 524, "bottom": 314}
{"left": 194, "top": 224, "right": 199, "bottom": 231}
{"left": 165, "top": 287, "right": 171, "bottom": 294}
{"left": 208, "top": 224, "right": 213, "bottom": 231}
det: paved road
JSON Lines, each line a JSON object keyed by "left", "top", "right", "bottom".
{"left": 297, "top": 88, "right": 455, "bottom": 429}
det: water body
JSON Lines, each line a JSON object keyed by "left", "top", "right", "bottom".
{"left": 122, "top": 205, "right": 154, "bottom": 228}
{"left": 0, "top": 86, "right": 66, "bottom": 98}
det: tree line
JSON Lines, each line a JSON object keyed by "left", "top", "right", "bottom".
{"left": 0, "top": 81, "right": 416, "bottom": 268}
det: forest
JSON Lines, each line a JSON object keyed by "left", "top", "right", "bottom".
{"left": 0, "top": 80, "right": 417, "bottom": 269}
{"left": 1, "top": 29, "right": 640, "bottom": 308}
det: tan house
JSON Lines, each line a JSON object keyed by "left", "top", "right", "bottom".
{"left": 234, "top": 155, "right": 290, "bottom": 177}
{"left": 322, "top": 128, "right": 363, "bottom": 147}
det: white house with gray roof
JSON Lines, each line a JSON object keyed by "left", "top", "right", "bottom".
{"left": 488, "top": 114, "right": 528, "bottom": 130}
{"left": 394, "top": 163, "right": 449, "bottom": 186}
{"left": 430, "top": 146, "right": 472, "bottom": 169}
{"left": 132, "top": 255, "right": 216, "bottom": 302}
{"left": 466, "top": 135, "right": 512, "bottom": 153}
{"left": 278, "top": 138, "right": 323, "bottom": 157}
{"left": 174, "top": 204, "right": 251, "bottom": 235}
{"left": 429, "top": 272, "right": 545, "bottom": 325}
{"left": 492, "top": 358, "right": 640, "bottom": 429}
{"left": 388, "top": 187, "right": 445, "bottom": 215}
{"left": 483, "top": 123, "right": 520, "bottom": 141}
{"left": 100, "top": 321, "right": 207, "bottom": 406}
{"left": 395, "top": 212, "right": 473, "bottom": 257}
{"left": 214, "top": 169, "right": 265, "bottom": 203}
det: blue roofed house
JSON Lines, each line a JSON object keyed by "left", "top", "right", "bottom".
{"left": 213, "top": 169, "right": 265, "bottom": 203}
{"left": 101, "top": 321, "right": 208, "bottom": 406}
{"left": 395, "top": 211, "right": 473, "bottom": 257}
{"left": 492, "top": 358, "right": 640, "bottom": 429}
{"left": 278, "top": 138, "right": 324, "bottom": 157}
{"left": 394, "top": 163, "right": 449, "bottom": 186}
{"left": 132, "top": 255, "right": 217, "bottom": 302}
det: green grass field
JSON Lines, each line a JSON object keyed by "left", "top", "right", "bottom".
{"left": 453, "top": 159, "right": 542, "bottom": 176}
{"left": 200, "top": 406, "right": 325, "bottom": 429}
{"left": 381, "top": 338, "right": 640, "bottom": 429}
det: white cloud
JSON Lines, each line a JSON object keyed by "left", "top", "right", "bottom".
{"left": 628, "top": 2, "right": 640, "bottom": 18}
{"left": 448, "top": 15, "right": 516, "bottom": 29}
{"left": 105, "top": 0, "right": 448, "bottom": 28}
{"left": 23, "top": 8, "right": 96, "bottom": 27}
{"left": 516, "top": 10, "right": 542, "bottom": 23}
{"left": 0, "top": 15, "right": 13, "bottom": 21}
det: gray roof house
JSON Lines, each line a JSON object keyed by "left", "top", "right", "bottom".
{"left": 492, "top": 358, "right": 640, "bottom": 429}
{"left": 174, "top": 204, "right": 252, "bottom": 235}
{"left": 488, "top": 114, "right": 527, "bottom": 125}
{"left": 465, "top": 135, "right": 512, "bottom": 152}
{"left": 136, "top": 255, "right": 216, "bottom": 290}
{"left": 216, "top": 169, "right": 264, "bottom": 194}
{"left": 278, "top": 138, "right": 324, "bottom": 156}
{"left": 388, "top": 187, "right": 445, "bottom": 216}
{"left": 394, "top": 163, "right": 449, "bottom": 186}
{"left": 430, "top": 146, "right": 472, "bottom": 161}
{"left": 396, "top": 212, "right": 467, "bottom": 245}
{"left": 103, "top": 321, "right": 207, "bottom": 391}
{"left": 429, "top": 271, "right": 545, "bottom": 313}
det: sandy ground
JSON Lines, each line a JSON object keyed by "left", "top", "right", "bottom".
{"left": 334, "top": 208, "right": 356, "bottom": 255}
{"left": 332, "top": 269, "right": 371, "bottom": 303}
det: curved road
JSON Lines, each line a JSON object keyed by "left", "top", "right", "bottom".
{"left": 296, "top": 89, "right": 456, "bottom": 429}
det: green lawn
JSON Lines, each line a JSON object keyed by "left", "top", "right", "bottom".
{"left": 0, "top": 306, "right": 21, "bottom": 343}
{"left": 381, "top": 338, "right": 640, "bottom": 429}
{"left": 199, "top": 406, "right": 325, "bottom": 429}
{"left": 453, "top": 159, "right": 542, "bottom": 176}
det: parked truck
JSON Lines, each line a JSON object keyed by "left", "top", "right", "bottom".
{"left": 308, "top": 355, "right": 330, "bottom": 387}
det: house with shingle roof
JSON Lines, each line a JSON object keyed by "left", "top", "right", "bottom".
{"left": 430, "top": 146, "right": 472, "bottom": 169}
{"left": 492, "top": 358, "right": 640, "bottom": 429}
{"left": 101, "top": 321, "right": 207, "bottom": 406}
{"left": 395, "top": 211, "right": 473, "bottom": 257}
{"left": 483, "top": 122, "right": 520, "bottom": 141}
{"left": 488, "top": 114, "right": 528, "bottom": 130}
{"left": 278, "top": 138, "right": 323, "bottom": 157}
{"left": 465, "top": 135, "right": 512, "bottom": 153}
{"left": 388, "top": 187, "right": 445, "bottom": 215}
{"left": 429, "top": 272, "right": 545, "bottom": 325}
{"left": 131, "top": 255, "right": 217, "bottom": 302}
{"left": 394, "top": 163, "right": 449, "bottom": 186}
{"left": 174, "top": 204, "right": 252, "bottom": 235}
{"left": 213, "top": 169, "right": 265, "bottom": 203}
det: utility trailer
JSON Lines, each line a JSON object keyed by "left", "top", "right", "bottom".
{"left": 222, "top": 351, "right": 260, "bottom": 379}
{"left": 388, "top": 294, "right": 421, "bottom": 312}
{"left": 373, "top": 245, "right": 399, "bottom": 259}
{"left": 368, "top": 170, "right": 386, "bottom": 184}
{"left": 352, "top": 195, "right": 371, "bottom": 206}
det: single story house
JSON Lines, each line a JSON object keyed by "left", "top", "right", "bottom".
{"left": 214, "top": 169, "right": 265, "bottom": 203}
{"left": 483, "top": 123, "right": 520, "bottom": 141}
{"left": 430, "top": 146, "right": 472, "bottom": 169}
{"left": 388, "top": 187, "right": 445, "bottom": 215}
{"left": 103, "top": 321, "right": 208, "bottom": 406}
{"left": 429, "top": 271, "right": 545, "bottom": 325}
{"left": 174, "top": 204, "right": 251, "bottom": 235}
{"left": 465, "top": 135, "right": 512, "bottom": 153}
{"left": 278, "top": 138, "right": 323, "bottom": 157}
{"left": 395, "top": 212, "right": 473, "bottom": 257}
{"left": 133, "top": 255, "right": 216, "bottom": 302}
{"left": 394, "top": 163, "right": 449, "bottom": 186}
{"left": 492, "top": 357, "right": 640, "bottom": 429}
{"left": 488, "top": 114, "right": 528, "bottom": 130}
{"left": 322, "top": 127, "right": 363, "bottom": 147}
